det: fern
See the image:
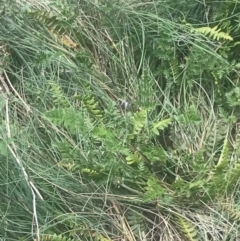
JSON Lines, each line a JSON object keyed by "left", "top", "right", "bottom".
{"left": 176, "top": 105, "right": 201, "bottom": 125}
{"left": 225, "top": 162, "right": 240, "bottom": 192}
{"left": 131, "top": 109, "right": 147, "bottom": 135}
{"left": 126, "top": 210, "right": 147, "bottom": 239}
{"left": 207, "top": 135, "right": 229, "bottom": 196}
{"left": 169, "top": 58, "right": 181, "bottom": 83}
{"left": 215, "top": 134, "right": 229, "bottom": 171}
{"left": 74, "top": 95, "right": 103, "bottom": 119}
{"left": 27, "top": 9, "right": 79, "bottom": 50}
{"left": 52, "top": 213, "right": 107, "bottom": 241}
{"left": 28, "top": 10, "right": 72, "bottom": 36}
{"left": 137, "top": 67, "right": 156, "bottom": 109}
{"left": 204, "top": 122, "right": 226, "bottom": 161}
{"left": 222, "top": 203, "right": 240, "bottom": 223}
{"left": 225, "top": 87, "right": 240, "bottom": 107}
{"left": 151, "top": 118, "right": 172, "bottom": 135}
{"left": 44, "top": 108, "right": 86, "bottom": 133}
{"left": 140, "top": 145, "right": 167, "bottom": 164}
{"left": 91, "top": 125, "right": 120, "bottom": 151}
{"left": 35, "top": 234, "right": 76, "bottom": 241}
{"left": 177, "top": 216, "right": 200, "bottom": 241}
{"left": 49, "top": 29, "right": 78, "bottom": 49}
{"left": 194, "top": 26, "right": 233, "bottom": 41}
{"left": 143, "top": 176, "right": 171, "bottom": 203}
{"left": 126, "top": 151, "right": 142, "bottom": 165}
{"left": 55, "top": 141, "right": 103, "bottom": 175}
{"left": 49, "top": 81, "right": 69, "bottom": 108}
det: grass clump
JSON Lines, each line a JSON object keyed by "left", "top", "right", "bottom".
{"left": 1, "top": 0, "right": 240, "bottom": 241}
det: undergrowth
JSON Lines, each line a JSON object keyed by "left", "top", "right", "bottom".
{"left": 1, "top": 0, "right": 240, "bottom": 241}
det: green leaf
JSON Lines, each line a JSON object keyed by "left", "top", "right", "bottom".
{"left": 151, "top": 118, "right": 172, "bottom": 135}
{"left": 178, "top": 217, "right": 199, "bottom": 241}
{"left": 131, "top": 109, "right": 147, "bottom": 135}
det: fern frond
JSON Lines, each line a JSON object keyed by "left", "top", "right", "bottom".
{"left": 49, "top": 81, "right": 69, "bottom": 108}
{"left": 138, "top": 161, "right": 146, "bottom": 172}
{"left": 143, "top": 176, "right": 169, "bottom": 202}
{"left": 215, "top": 135, "right": 229, "bottom": 171}
{"left": 177, "top": 105, "right": 201, "bottom": 125}
{"left": 49, "top": 29, "right": 78, "bottom": 49}
{"left": 151, "top": 118, "right": 172, "bottom": 135}
{"left": 28, "top": 10, "right": 78, "bottom": 49}
{"left": 127, "top": 210, "right": 147, "bottom": 238}
{"left": 28, "top": 10, "right": 70, "bottom": 35}
{"left": 194, "top": 26, "right": 233, "bottom": 41}
{"left": 131, "top": 109, "right": 147, "bottom": 135}
{"left": 204, "top": 122, "right": 226, "bottom": 160}
{"left": 44, "top": 108, "right": 85, "bottom": 133}
{"left": 225, "top": 162, "right": 240, "bottom": 192}
{"left": 74, "top": 95, "right": 103, "bottom": 119}
{"left": 225, "top": 87, "right": 240, "bottom": 107}
{"left": 207, "top": 134, "right": 230, "bottom": 195}
{"left": 83, "top": 95, "right": 103, "bottom": 118}
{"left": 126, "top": 151, "right": 142, "bottom": 165}
{"left": 178, "top": 217, "right": 199, "bottom": 241}
{"left": 222, "top": 203, "right": 240, "bottom": 222}
{"left": 169, "top": 58, "right": 181, "bottom": 82}
{"left": 36, "top": 234, "right": 75, "bottom": 241}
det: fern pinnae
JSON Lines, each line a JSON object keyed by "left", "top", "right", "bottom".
{"left": 215, "top": 134, "right": 229, "bottom": 170}
{"left": 44, "top": 108, "right": 85, "bottom": 133}
{"left": 83, "top": 95, "right": 103, "bottom": 119}
{"left": 177, "top": 216, "right": 200, "bottom": 241}
{"left": 194, "top": 26, "right": 233, "bottom": 41}
{"left": 126, "top": 209, "right": 148, "bottom": 240}
{"left": 169, "top": 58, "right": 181, "bottom": 83}
{"left": 151, "top": 118, "right": 172, "bottom": 136}
{"left": 207, "top": 134, "right": 230, "bottom": 195}
{"left": 34, "top": 234, "right": 76, "bottom": 241}
{"left": 131, "top": 108, "right": 147, "bottom": 135}
{"left": 49, "top": 81, "right": 69, "bottom": 108}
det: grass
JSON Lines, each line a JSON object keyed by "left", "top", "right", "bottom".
{"left": 1, "top": 0, "right": 240, "bottom": 241}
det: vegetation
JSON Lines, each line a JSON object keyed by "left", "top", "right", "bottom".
{"left": 1, "top": 0, "right": 240, "bottom": 240}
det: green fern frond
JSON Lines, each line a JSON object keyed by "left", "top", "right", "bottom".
{"left": 83, "top": 95, "right": 103, "bottom": 118}
{"left": 204, "top": 122, "right": 226, "bottom": 160}
{"left": 225, "top": 162, "right": 240, "bottom": 192}
{"left": 36, "top": 234, "right": 75, "bottom": 241}
{"left": 126, "top": 151, "right": 142, "bottom": 165}
{"left": 194, "top": 26, "right": 233, "bottom": 41}
{"left": 49, "top": 81, "right": 69, "bottom": 108}
{"left": 143, "top": 176, "right": 169, "bottom": 202}
{"left": 127, "top": 210, "right": 147, "bottom": 238}
{"left": 151, "top": 118, "right": 172, "bottom": 135}
{"left": 131, "top": 109, "right": 147, "bottom": 135}
{"left": 44, "top": 108, "right": 85, "bottom": 133}
{"left": 96, "top": 235, "right": 112, "bottom": 241}
{"left": 138, "top": 161, "right": 146, "bottom": 172}
{"left": 177, "top": 105, "right": 201, "bottom": 125}
{"left": 27, "top": 10, "right": 78, "bottom": 48}
{"left": 215, "top": 135, "right": 229, "bottom": 171}
{"left": 169, "top": 58, "right": 181, "bottom": 82}
{"left": 28, "top": 10, "right": 71, "bottom": 35}
{"left": 82, "top": 168, "right": 99, "bottom": 175}
{"left": 222, "top": 203, "right": 240, "bottom": 222}
{"left": 207, "top": 135, "right": 229, "bottom": 195}
{"left": 225, "top": 87, "right": 240, "bottom": 107}
{"left": 178, "top": 217, "right": 199, "bottom": 241}
{"left": 140, "top": 145, "right": 167, "bottom": 164}
{"left": 74, "top": 95, "right": 103, "bottom": 119}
